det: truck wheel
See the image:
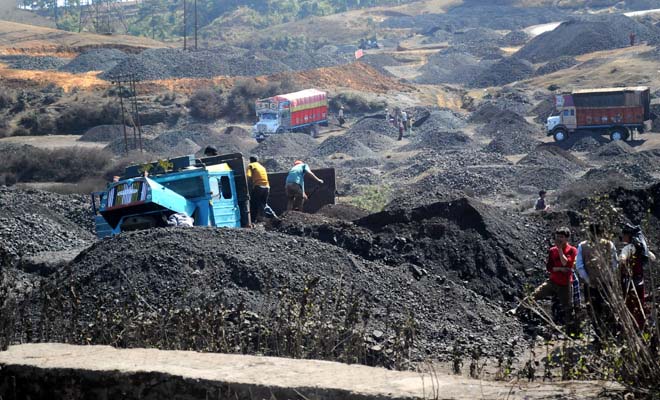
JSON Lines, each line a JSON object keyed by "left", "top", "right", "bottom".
{"left": 276, "top": 127, "right": 285, "bottom": 134}
{"left": 609, "top": 127, "right": 629, "bottom": 142}
{"left": 552, "top": 128, "right": 568, "bottom": 142}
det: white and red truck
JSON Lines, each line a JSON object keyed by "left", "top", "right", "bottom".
{"left": 546, "top": 86, "right": 651, "bottom": 142}
{"left": 252, "top": 88, "right": 328, "bottom": 142}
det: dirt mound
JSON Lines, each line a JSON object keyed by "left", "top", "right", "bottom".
{"left": 516, "top": 15, "right": 660, "bottom": 62}
{"left": 468, "top": 102, "right": 507, "bottom": 124}
{"left": 31, "top": 227, "right": 525, "bottom": 362}
{"left": 485, "top": 88, "right": 534, "bottom": 117}
{"left": 591, "top": 140, "right": 635, "bottom": 158}
{"left": 359, "top": 54, "right": 406, "bottom": 76}
{"left": 0, "top": 187, "right": 95, "bottom": 260}
{"left": 517, "top": 145, "right": 588, "bottom": 173}
{"left": 0, "top": 55, "right": 69, "bottom": 70}
{"left": 580, "top": 162, "right": 654, "bottom": 188}
{"left": 469, "top": 56, "right": 534, "bottom": 88}
{"left": 532, "top": 97, "right": 555, "bottom": 124}
{"left": 535, "top": 56, "right": 578, "bottom": 76}
{"left": 484, "top": 134, "right": 542, "bottom": 155}
{"left": 569, "top": 135, "right": 607, "bottom": 152}
{"left": 60, "top": 49, "right": 128, "bottom": 73}
{"left": 78, "top": 125, "right": 130, "bottom": 142}
{"left": 475, "top": 107, "right": 540, "bottom": 155}
{"left": 253, "top": 133, "right": 318, "bottom": 158}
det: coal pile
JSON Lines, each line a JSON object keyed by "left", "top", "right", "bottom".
{"left": 532, "top": 96, "right": 555, "bottom": 124}
{"left": 313, "top": 135, "right": 375, "bottom": 158}
{"left": 0, "top": 187, "right": 95, "bottom": 259}
{"left": 253, "top": 133, "right": 318, "bottom": 158}
{"left": 59, "top": 49, "right": 128, "bottom": 73}
{"left": 468, "top": 102, "right": 507, "bottom": 124}
{"left": 317, "top": 204, "right": 369, "bottom": 221}
{"left": 569, "top": 135, "right": 607, "bottom": 152}
{"left": 517, "top": 145, "right": 588, "bottom": 173}
{"left": 0, "top": 55, "right": 69, "bottom": 70}
{"left": 591, "top": 140, "right": 635, "bottom": 159}
{"left": 484, "top": 134, "right": 541, "bottom": 155}
{"left": 399, "top": 130, "right": 472, "bottom": 152}
{"left": 535, "top": 56, "right": 578, "bottom": 76}
{"left": 415, "top": 49, "right": 491, "bottom": 85}
{"left": 104, "top": 125, "right": 254, "bottom": 157}
{"left": 502, "top": 30, "right": 529, "bottom": 46}
{"left": 580, "top": 162, "right": 655, "bottom": 188}
{"left": 346, "top": 117, "right": 400, "bottom": 143}
{"left": 469, "top": 56, "right": 534, "bottom": 88}
{"left": 33, "top": 227, "right": 525, "bottom": 361}
{"left": 415, "top": 109, "right": 466, "bottom": 132}
{"left": 486, "top": 89, "right": 534, "bottom": 117}
{"left": 78, "top": 125, "right": 130, "bottom": 142}
{"left": 476, "top": 108, "right": 541, "bottom": 155}
{"left": 516, "top": 15, "right": 660, "bottom": 63}
{"left": 272, "top": 197, "right": 549, "bottom": 303}
{"left": 359, "top": 54, "right": 406, "bottom": 76}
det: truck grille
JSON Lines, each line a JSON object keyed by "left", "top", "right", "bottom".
{"left": 258, "top": 124, "right": 267, "bottom": 132}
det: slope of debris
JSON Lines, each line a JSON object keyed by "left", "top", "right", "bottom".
{"left": 0, "top": 187, "right": 95, "bottom": 259}
{"left": 30, "top": 227, "right": 525, "bottom": 362}
{"left": 516, "top": 15, "right": 660, "bottom": 62}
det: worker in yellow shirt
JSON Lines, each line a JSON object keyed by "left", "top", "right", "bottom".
{"left": 246, "top": 156, "right": 275, "bottom": 223}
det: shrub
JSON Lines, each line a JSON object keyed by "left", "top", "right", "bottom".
{"left": 2, "top": 146, "right": 113, "bottom": 183}
{"left": 18, "top": 112, "right": 56, "bottom": 136}
{"left": 187, "top": 88, "right": 224, "bottom": 121}
{"left": 329, "top": 92, "right": 386, "bottom": 114}
{"left": 346, "top": 185, "right": 390, "bottom": 213}
{"left": 56, "top": 102, "right": 120, "bottom": 133}
{"left": 0, "top": 91, "right": 14, "bottom": 110}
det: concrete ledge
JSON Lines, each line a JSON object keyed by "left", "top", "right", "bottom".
{"left": 0, "top": 344, "right": 619, "bottom": 399}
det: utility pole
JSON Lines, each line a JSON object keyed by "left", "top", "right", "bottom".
{"left": 194, "top": 0, "right": 197, "bottom": 50}
{"left": 183, "top": 0, "right": 187, "bottom": 50}
{"left": 115, "top": 79, "right": 129, "bottom": 155}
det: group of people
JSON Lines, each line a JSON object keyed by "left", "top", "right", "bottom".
{"left": 204, "top": 146, "right": 323, "bottom": 225}
{"left": 386, "top": 107, "right": 413, "bottom": 141}
{"left": 509, "top": 222, "right": 655, "bottom": 346}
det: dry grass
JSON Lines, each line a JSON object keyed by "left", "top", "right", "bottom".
{"left": 0, "top": 66, "right": 109, "bottom": 92}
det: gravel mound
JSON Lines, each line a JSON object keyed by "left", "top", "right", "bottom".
{"left": 569, "top": 135, "right": 607, "bottom": 152}
{"left": 469, "top": 56, "right": 534, "bottom": 87}
{"left": 34, "top": 227, "right": 525, "bottom": 361}
{"left": 60, "top": 49, "right": 128, "bottom": 73}
{"left": 0, "top": 187, "right": 95, "bottom": 259}
{"left": 78, "top": 125, "right": 130, "bottom": 142}
{"left": 484, "top": 134, "right": 542, "bottom": 155}
{"left": 317, "top": 204, "right": 369, "bottom": 221}
{"left": 253, "top": 133, "right": 318, "bottom": 158}
{"left": 592, "top": 140, "right": 635, "bottom": 158}
{"left": 469, "top": 102, "right": 506, "bottom": 124}
{"left": 535, "top": 56, "right": 578, "bottom": 76}
{"left": 532, "top": 97, "right": 555, "bottom": 124}
{"left": 580, "top": 163, "right": 655, "bottom": 188}
{"left": 516, "top": 15, "right": 660, "bottom": 63}
{"left": 0, "top": 55, "right": 69, "bottom": 70}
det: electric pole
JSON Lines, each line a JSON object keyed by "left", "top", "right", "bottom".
{"left": 194, "top": 0, "right": 197, "bottom": 50}
{"left": 183, "top": 0, "right": 187, "bottom": 50}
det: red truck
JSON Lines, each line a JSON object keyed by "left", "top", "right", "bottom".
{"left": 252, "top": 89, "right": 328, "bottom": 142}
{"left": 546, "top": 86, "right": 651, "bottom": 142}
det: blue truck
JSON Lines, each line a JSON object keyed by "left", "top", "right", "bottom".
{"left": 91, "top": 153, "right": 251, "bottom": 238}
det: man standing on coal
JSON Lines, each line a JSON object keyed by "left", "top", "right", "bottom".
{"left": 285, "top": 160, "right": 324, "bottom": 211}
{"left": 509, "top": 227, "right": 578, "bottom": 329}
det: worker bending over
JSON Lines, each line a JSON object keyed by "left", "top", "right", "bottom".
{"left": 285, "top": 160, "right": 323, "bottom": 211}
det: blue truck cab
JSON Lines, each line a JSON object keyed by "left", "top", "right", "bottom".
{"left": 91, "top": 153, "right": 251, "bottom": 238}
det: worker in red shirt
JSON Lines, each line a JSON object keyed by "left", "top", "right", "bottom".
{"left": 509, "top": 227, "right": 578, "bottom": 326}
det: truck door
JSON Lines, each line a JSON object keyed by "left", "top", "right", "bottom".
{"left": 210, "top": 174, "right": 241, "bottom": 228}
{"left": 561, "top": 107, "right": 577, "bottom": 130}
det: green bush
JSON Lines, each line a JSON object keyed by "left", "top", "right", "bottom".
{"left": 329, "top": 92, "right": 386, "bottom": 114}
{"left": 346, "top": 185, "right": 390, "bottom": 213}
{"left": 187, "top": 88, "right": 224, "bottom": 121}
{"left": 0, "top": 91, "right": 14, "bottom": 110}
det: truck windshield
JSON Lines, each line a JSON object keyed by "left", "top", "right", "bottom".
{"left": 260, "top": 113, "right": 277, "bottom": 120}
